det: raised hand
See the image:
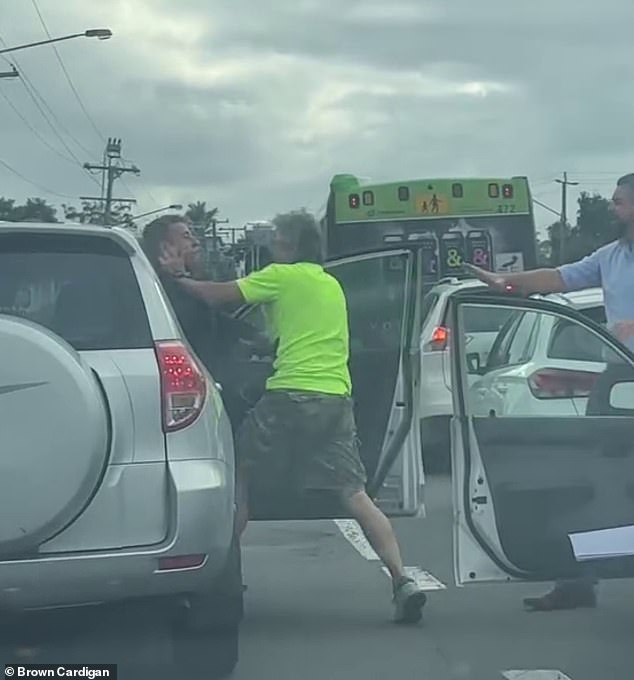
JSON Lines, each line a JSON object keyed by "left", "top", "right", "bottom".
{"left": 158, "top": 241, "right": 187, "bottom": 277}
{"left": 464, "top": 263, "right": 510, "bottom": 292}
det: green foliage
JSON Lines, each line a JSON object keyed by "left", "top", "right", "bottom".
{"left": 62, "top": 201, "right": 133, "bottom": 227}
{"left": 539, "top": 192, "right": 617, "bottom": 265}
{"left": 185, "top": 201, "right": 219, "bottom": 228}
{"left": 0, "top": 197, "right": 57, "bottom": 222}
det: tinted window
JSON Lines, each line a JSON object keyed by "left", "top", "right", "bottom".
{"left": 463, "top": 306, "right": 513, "bottom": 333}
{"left": 0, "top": 233, "right": 152, "bottom": 351}
{"left": 486, "top": 311, "right": 539, "bottom": 369}
{"left": 579, "top": 305, "right": 606, "bottom": 325}
{"left": 507, "top": 312, "right": 540, "bottom": 364}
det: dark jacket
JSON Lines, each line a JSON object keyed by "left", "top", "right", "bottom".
{"left": 159, "top": 274, "right": 254, "bottom": 427}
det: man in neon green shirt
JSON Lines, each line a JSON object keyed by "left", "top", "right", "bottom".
{"left": 159, "top": 215, "right": 427, "bottom": 624}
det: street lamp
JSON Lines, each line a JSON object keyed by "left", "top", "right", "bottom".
{"left": 0, "top": 29, "right": 112, "bottom": 55}
{"left": 128, "top": 204, "right": 183, "bottom": 222}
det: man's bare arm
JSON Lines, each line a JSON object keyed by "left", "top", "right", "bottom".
{"left": 500, "top": 268, "right": 566, "bottom": 295}
{"left": 177, "top": 278, "right": 246, "bottom": 306}
{"left": 465, "top": 264, "right": 566, "bottom": 295}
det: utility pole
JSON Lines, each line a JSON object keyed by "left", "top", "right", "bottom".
{"left": 209, "top": 217, "right": 229, "bottom": 251}
{"left": 218, "top": 225, "right": 247, "bottom": 246}
{"left": 555, "top": 172, "right": 579, "bottom": 264}
{"left": 83, "top": 138, "right": 140, "bottom": 225}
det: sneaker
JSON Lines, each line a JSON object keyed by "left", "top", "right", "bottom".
{"left": 393, "top": 577, "right": 427, "bottom": 624}
{"left": 523, "top": 584, "right": 597, "bottom": 612}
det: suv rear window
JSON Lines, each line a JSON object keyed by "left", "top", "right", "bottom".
{"left": 463, "top": 306, "right": 514, "bottom": 333}
{"left": 0, "top": 233, "right": 152, "bottom": 351}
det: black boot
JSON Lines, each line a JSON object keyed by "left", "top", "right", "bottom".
{"left": 523, "top": 581, "right": 597, "bottom": 611}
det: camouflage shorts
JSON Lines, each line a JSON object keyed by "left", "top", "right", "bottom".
{"left": 235, "top": 390, "right": 367, "bottom": 498}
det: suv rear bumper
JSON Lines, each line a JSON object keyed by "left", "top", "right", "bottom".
{"left": 0, "top": 460, "right": 235, "bottom": 612}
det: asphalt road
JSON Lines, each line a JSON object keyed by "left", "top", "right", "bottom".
{"left": 1, "top": 475, "right": 633, "bottom": 680}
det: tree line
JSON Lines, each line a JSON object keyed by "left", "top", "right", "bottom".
{"left": 0, "top": 197, "right": 221, "bottom": 230}
{"left": 537, "top": 191, "right": 618, "bottom": 266}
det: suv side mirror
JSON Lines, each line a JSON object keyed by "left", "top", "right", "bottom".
{"left": 466, "top": 351, "right": 482, "bottom": 374}
{"left": 609, "top": 382, "right": 634, "bottom": 411}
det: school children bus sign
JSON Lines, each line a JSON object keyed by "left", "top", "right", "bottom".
{"left": 414, "top": 191, "right": 449, "bottom": 216}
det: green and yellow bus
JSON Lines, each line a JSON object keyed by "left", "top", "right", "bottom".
{"left": 321, "top": 174, "right": 537, "bottom": 290}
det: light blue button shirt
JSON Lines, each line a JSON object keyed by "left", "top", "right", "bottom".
{"left": 558, "top": 240, "right": 634, "bottom": 352}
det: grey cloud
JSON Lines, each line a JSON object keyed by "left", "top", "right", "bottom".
{"left": 2, "top": 0, "right": 633, "bottom": 230}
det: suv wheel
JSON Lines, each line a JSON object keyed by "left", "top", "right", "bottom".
{"left": 172, "top": 537, "right": 243, "bottom": 678}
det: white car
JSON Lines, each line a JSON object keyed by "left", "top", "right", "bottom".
{"left": 467, "top": 288, "right": 605, "bottom": 417}
{"left": 420, "top": 278, "right": 513, "bottom": 471}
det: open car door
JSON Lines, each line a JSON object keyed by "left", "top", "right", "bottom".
{"left": 448, "top": 293, "right": 634, "bottom": 585}
{"left": 228, "top": 248, "right": 424, "bottom": 520}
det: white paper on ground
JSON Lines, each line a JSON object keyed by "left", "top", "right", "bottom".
{"left": 569, "top": 524, "right": 634, "bottom": 561}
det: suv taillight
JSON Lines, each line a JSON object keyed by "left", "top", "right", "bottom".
{"left": 528, "top": 368, "right": 598, "bottom": 400}
{"left": 426, "top": 326, "right": 449, "bottom": 351}
{"left": 155, "top": 341, "right": 207, "bottom": 432}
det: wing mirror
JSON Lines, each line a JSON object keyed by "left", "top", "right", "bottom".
{"left": 609, "top": 382, "right": 634, "bottom": 411}
{"left": 466, "top": 351, "right": 483, "bottom": 374}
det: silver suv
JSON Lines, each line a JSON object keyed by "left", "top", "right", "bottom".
{"left": 1, "top": 231, "right": 428, "bottom": 673}
{"left": 0, "top": 222, "right": 240, "bottom": 676}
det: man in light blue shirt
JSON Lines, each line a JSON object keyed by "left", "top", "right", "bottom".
{"left": 467, "top": 173, "right": 634, "bottom": 611}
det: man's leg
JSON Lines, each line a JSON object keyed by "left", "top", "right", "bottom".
{"left": 342, "top": 490, "right": 405, "bottom": 580}
{"left": 341, "top": 489, "right": 427, "bottom": 624}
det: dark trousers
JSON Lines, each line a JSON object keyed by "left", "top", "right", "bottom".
{"left": 556, "top": 362, "right": 634, "bottom": 592}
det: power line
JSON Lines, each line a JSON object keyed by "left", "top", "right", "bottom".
{"left": 0, "top": 86, "right": 77, "bottom": 165}
{"left": 29, "top": 0, "right": 105, "bottom": 143}
{"left": 16, "top": 72, "right": 101, "bottom": 188}
{"left": 0, "top": 156, "right": 78, "bottom": 199}
{"left": 0, "top": 33, "right": 98, "bottom": 162}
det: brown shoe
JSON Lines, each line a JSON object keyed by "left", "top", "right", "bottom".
{"left": 523, "top": 585, "right": 597, "bottom": 611}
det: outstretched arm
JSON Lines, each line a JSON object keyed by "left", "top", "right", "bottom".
{"left": 464, "top": 264, "right": 566, "bottom": 295}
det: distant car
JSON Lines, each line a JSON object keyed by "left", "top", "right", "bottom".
{"left": 420, "top": 280, "right": 606, "bottom": 471}
{"left": 467, "top": 287, "right": 606, "bottom": 418}
{"left": 420, "top": 277, "right": 513, "bottom": 471}
{"left": 0, "top": 222, "right": 241, "bottom": 677}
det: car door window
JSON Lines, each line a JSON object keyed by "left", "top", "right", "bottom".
{"left": 485, "top": 310, "right": 537, "bottom": 370}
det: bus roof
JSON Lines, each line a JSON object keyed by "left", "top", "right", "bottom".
{"left": 329, "top": 174, "right": 531, "bottom": 223}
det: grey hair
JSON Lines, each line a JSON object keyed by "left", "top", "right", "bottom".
{"left": 274, "top": 213, "right": 324, "bottom": 265}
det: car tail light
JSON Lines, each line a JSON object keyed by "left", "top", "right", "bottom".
{"left": 528, "top": 368, "right": 599, "bottom": 400}
{"left": 155, "top": 341, "right": 207, "bottom": 432}
{"left": 426, "top": 326, "right": 449, "bottom": 351}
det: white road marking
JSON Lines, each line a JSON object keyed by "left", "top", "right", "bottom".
{"left": 502, "top": 672, "right": 573, "bottom": 679}
{"left": 381, "top": 565, "right": 447, "bottom": 590}
{"left": 333, "top": 519, "right": 379, "bottom": 560}
{"left": 334, "top": 520, "right": 447, "bottom": 590}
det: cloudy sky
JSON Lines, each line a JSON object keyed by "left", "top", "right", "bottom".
{"left": 1, "top": 0, "right": 632, "bottom": 231}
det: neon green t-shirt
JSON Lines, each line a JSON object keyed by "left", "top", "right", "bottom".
{"left": 236, "top": 263, "right": 351, "bottom": 396}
